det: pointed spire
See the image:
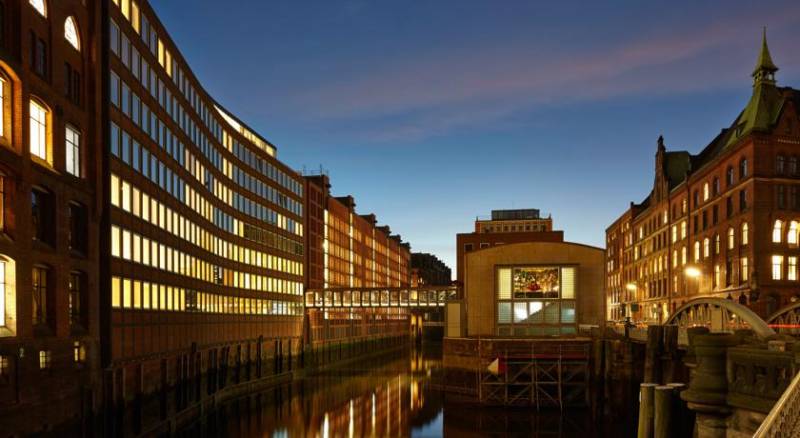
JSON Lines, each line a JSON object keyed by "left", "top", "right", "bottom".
{"left": 752, "top": 27, "right": 778, "bottom": 83}
{"left": 657, "top": 135, "right": 665, "bottom": 151}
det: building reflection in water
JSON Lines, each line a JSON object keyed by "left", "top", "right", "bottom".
{"left": 177, "top": 346, "right": 622, "bottom": 438}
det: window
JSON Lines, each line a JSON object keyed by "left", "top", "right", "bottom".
{"left": 32, "top": 266, "right": 47, "bottom": 325}
{"left": 741, "top": 257, "right": 749, "bottom": 282}
{"left": 64, "top": 63, "right": 81, "bottom": 105}
{"left": 29, "top": 0, "right": 45, "bottom": 17}
{"left": 714, "top": 264, "right": 721, "bottom": 289}
{"left": 739, "top": 189, "right": 747, "bottom": 211}
{"left": 73, "top": 341, "right": 86, "bottom": 364}
{"left": 31, "top": 188, "right": 53, "bottom": 244}
{"left": 726, "top": 166, "right": 734, "bottom": 187}
{"left": 740, "top": 158, "right": 748, "bottom": 179}
{"left": 773, "top": 255, "right": 784, "bottom": 280}
{"left": 790, "top": 257, "right": 798, "bottom": 281}
{"left": 65, "top": 125, "right": 80, "bottom": 176}
{"left": 774, "top": 220, "right": 784, "bottom": 243}
{"left": 464, "top": 244, "right": 473, "bottom": 252}
{"left": 0, "top": 355, "right": 7, "bottom": 381}
{"left": 694, "top": 241, "right": 700, "bottom": 261}
{"left": 703, "top": 183, "right": 709, "bottom": 201}
{"left": 30, "top": 34, "right": 47, "bottom": 76}
{"left": 68, "top": 272, "right": 85, "bottom": 327}
{"left": 741, "top": 222, "right": 749, "bottom": 246}
{"left": 726, "top": 196, "right": 733, "bottom": 218}
{"left": 68, "top": 202, "right": 87, "bottom": 253}
{"left": 681, "top": 246, "right": 687, "bottom": 265}
{"left": 0, "top": 77, "right": 5, "bottom": 138}
{"left": 713, "top": 177, "right": 720, "bottom": 195}
{"left": 29, "top": 100, "right": 48, "bottom": 162}
{"left": 64, "top": 17, "right": 79, "bottom": 50}
{"left": 714, "top": 234, "right": 720, "bottom": 254}
{"left": 727, "top": 227, "right": 735, "bottom": 250}
{"left": 703, "top": 238, "right": 710, "bottom": 258}
{"left": 680, "top": 221, "right": 687, "bottom": 239}
{"left": 791, "top": 157, "right": 798, "bottom": 176}
{"left": 777, "top": 155, "right": 786, "bottom": 174}
{"left": 38, "top": 350, "right": 50, "bottom": 370}
{"left": 778, "top": 186, "right": 786, "bottom": 209}
{"left": 789, "top": 221, "right": 799, "bottom": 245}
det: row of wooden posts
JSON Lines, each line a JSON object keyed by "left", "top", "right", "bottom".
{"left": 637, "top": 382, "right": 693, "bottom": 438}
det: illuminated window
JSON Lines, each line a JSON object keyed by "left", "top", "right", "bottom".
{"left": 703, "top": 238, "right": 710, "bottom": 258}
{"left": 714, "top": 264, "right": 721, "bottom": 288}
{"left": 789, "top": 221, "right": 799, "bottom": 245}
{"left": 73, "top": 341, "right": 85, "bottom": 364}
{"left": 741, "top": 257, "right": 749, "bottom": 282}
{"left": 64, "top": 17, "right": 80, "bottom": 50}
{"left": 790, "top": 257, "right": 798, "bottom": 281}
{"left": 693, "top": 241, "right": 700, "bottom": 261}
{"left": 773, "top": 220, "right": 784, "bottom": 243}
{"left": 741, "top": 222, "right": 749, "bottom": 246}
{"left": 0, "top": 78, "right": 5, "bottom": 138}
{"left": 680, "top": 221, "right": 687, "bottom": 239}
{"left": 38, "top": 350, "right": 50, "bottom": 369}
{"left": 773, "top": 255, "right": 784, "bottom": 280}
{"left": 0, "top": 260, "right": 5, "bottom": 328}
{"left": 703, "top": 182, "right": 709, "bottom": 201}
{"left": 29, "top": 0, "right": 46, "bottom": 17}
{"left": 65, "top": 125, "right": 80, "bottom": 176}
{"left": 681, "top": 247, "right": 687, "bottom": 265}
{"left": 29, "top": 100, "right": 48, "bottom": 162}
{"left": 727, "top": 227, "right": 735, "bottom": 250}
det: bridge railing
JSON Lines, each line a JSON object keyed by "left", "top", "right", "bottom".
{"left": 305, "top": 286, "right": 457, "bottom": 308}
{"left": 754, "top": 363, "right": 800, "bottom": 437}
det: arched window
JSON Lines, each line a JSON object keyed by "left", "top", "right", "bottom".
{"left": 728, "top": 227, "right": 735, "bottom": 250}
{"left": 703, "top": 183, "right": 709, "bottom": 201}
{"left": 740, "top": 158, "right": 748, "bottom": 178}
{"left": 29, "top": 0, "right": 46, "bottom": 17}
{"left": 714, "top": 234, "right": 720, "bottom": 254}
{"left": 789, "top": 221, "right": 799, "bottom": 245}
{"left": 773, "top": 220, "right": 784, "bottom": 243}
{"left": 694, "top": 241, "right": 701, "bottom": 261}
{"left": 64, "top": 17, "right": 80, "bottom": 51}
{"left": 713, "top": 177, "right": 720, "bottom": 195}
{"left": 726, "top": 166, "right": 734, "bottom": 187}
{"left": 0, "top": 76, "right": 6, "bottom": 139}
{"left": 741, "top": 222, "right": 749, "bottom": 246}
{"left": 703, "top": 238, "right": 710, "bottom": 257}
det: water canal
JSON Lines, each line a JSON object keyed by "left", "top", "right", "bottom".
{"left": 176, "top": 344, "right": 633, "bottom": 437}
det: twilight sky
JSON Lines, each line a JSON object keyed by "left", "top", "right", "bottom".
{"left": 151, "top": 1, "right": 800, "bottom": 274}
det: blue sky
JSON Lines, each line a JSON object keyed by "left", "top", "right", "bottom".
{"left": 151, "top": 1, "right": 800, "bottom": 274}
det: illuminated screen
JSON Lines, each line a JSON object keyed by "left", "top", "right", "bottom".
{"left": 512, "top": 267, "right": 559, "bottom": 299}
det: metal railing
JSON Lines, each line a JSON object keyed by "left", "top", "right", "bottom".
{"left": 754, "top": 369, "right": 800, "bottom": 437}
{"left": 305, "top": 286, "right": 457, "bottom": 308}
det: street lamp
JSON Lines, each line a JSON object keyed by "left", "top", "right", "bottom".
{"left": 625, "top": 282, "right": 638, "bottom": 292}
{"left": 684, "top": 266, "right": 701, "bottom": 278}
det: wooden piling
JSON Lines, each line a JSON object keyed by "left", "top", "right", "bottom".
{"left": 654, "top": 385, "right": 673, "bottom": 438}
{"left": 638, "top": 383, "right": 657, "bottom": 438}
{"left": 644, "top": 325, "right": 664, "bottom": 384}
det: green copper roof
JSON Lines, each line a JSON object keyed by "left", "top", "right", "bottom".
{"left": 753, "top": 28, "right": 778, "bottom": 77}
{"left": 725, "top": 29, "right": 783, "bottom": 148}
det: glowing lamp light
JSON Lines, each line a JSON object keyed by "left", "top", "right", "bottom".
{"left": 625, "top": 283, "right": 638, "bottom": 292}
{"left": 685, "top": 266, "right": 702, "bottom": 278}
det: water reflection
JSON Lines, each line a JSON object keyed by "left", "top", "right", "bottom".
{"left": 177, "top": 345, "right": 627, "bottom": 437}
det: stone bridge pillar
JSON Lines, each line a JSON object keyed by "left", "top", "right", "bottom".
{"left": 681, "top": 333, "right": 739, "bottom": 438}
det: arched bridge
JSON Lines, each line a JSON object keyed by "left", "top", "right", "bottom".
{"left": 767, "top": 302, "right": 800, "bottom": 335}
{"left": 666, "top": 297, "right": 776, "bottom": 338}
{"left": 616, "top": 298, "right": 778, "bottom": 346}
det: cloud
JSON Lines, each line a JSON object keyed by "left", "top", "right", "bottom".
{"left": 290, "top": 3, "right": 800, "bottom": 142}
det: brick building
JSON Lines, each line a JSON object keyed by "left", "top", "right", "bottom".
{"left": 0, "top": 0, "right": 104, "bottom": 434}
{"left": 304, "top": 174, "right": 411, "bottom": 290}
{"left": 105, "top": 0, "right": 306, "bottom": 415}
{"left": 474, "top": 208, "right": 553, "bottom": 233}
{"left": 606, "top": 32, "right": 800, "bottom": 323}
{"left": 411, "top": 252, "right": 451, "bottom": 287}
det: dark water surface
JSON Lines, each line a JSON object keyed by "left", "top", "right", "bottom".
{"left": 177, "top": 344, "right": 633, "bottom": 437}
